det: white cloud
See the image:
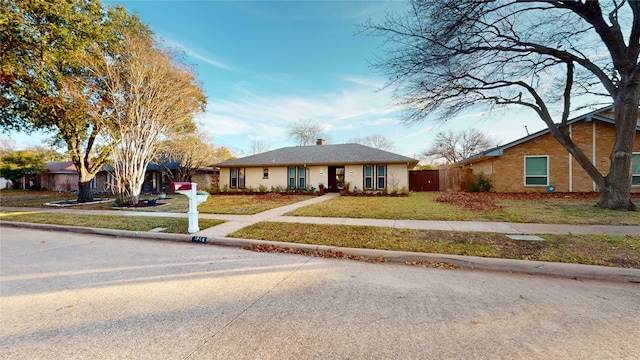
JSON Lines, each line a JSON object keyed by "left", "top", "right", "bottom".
{"left": 162, "top": 37, "right": 235, "bottom": 71}
{"left": 200, "top": 76, "right": 408, "bottom": 152}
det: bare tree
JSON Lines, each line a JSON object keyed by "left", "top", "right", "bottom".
{"left": 155, "top": 130, "right": 215, "bottom": 184}
{"left": 349, "top": 134, "right": 396, "bottom": 151}
{"left": 0, "top": 137, "right": 16, "bottom": 155}
{"left": 364, "top": 1, "right": 640, "bottom": 210}
{"left": 422, "top": 129, "right": 494, "bottom": 164}
{"left": 250, "top": 138, "right": 271, "bottom": 154}
{"left": 287, "top": 119, "right": 324, "bottom": 146}
{"left": 83, "top": 34, "right": 205, "bottom": 205}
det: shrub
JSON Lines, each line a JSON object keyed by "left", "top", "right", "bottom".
{"left": 258, "top": 184, "right": 268, "bottom": 193}
{"left": 467, "top": 172, "right": 493, "bottom": 192}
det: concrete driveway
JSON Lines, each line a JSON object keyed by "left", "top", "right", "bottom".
{"left": 1, "top": 227, "right": 639, "bottom": 359}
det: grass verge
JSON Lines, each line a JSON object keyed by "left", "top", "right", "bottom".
{"left": 229, "top": 222, "right": 640, "bottom": 268}
{"left": 0, "top": 211, "right": 224, "bottom": 234}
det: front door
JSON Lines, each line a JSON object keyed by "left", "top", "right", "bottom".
{"left": 328, "top": 166, "right": 345, "bottom": 192}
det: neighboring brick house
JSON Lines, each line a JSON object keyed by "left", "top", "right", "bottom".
{"left": 216, "top": 141, "right": 419, "bottom": 192}
{"left": 448, "top": 106, "right": 640, "bottom": 193}
{"left": 95, "top": 163, "right": 217, "bottom": 194}
{"left": 36, "top": 161, "right": 215, "bottom": 193}
{"left": 38, "top": 161, "right": 86, "bottom": 191}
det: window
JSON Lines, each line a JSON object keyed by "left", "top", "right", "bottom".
{"left": 288, "top": 167, "right": 296, "bottom": 188}
{"left": 633, "top": 153, "right": 640, "bottom": 186}
{"left": 364, "top": 165, "right": 373, "bottom": 189}
{"left": 288, "top": 166, "right": 306, "bottom": 189}
{"left": 377, "top": 165, "right": 386, "bottom": 189}
{"left": 298, "top": 167, "right": 306, "bottom": 188}
{"left": 239, "top": 168, "right": 245, "bottom": 188}
{"left": 525, "top": 156, "right": 548, "bottom": 186}
{"left": 230, "top": 168, "right": 245, "bottom": 189}
{"left": 230, "top": 168, "right": 237, "bottom": 188}
{"left": 263, "top": 168, "right": 269, "bottom": 179}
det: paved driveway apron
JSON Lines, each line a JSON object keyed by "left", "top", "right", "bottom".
{"left": 1, "top": 227, "right": 639, "bottom": 359}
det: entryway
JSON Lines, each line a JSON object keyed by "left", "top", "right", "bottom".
{"left": 327, "top": 166, "right": 345, "bottom": 192}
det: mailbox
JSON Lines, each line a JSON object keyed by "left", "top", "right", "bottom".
{"left": 170, "top": 182, "right": 192, "bottom": 192}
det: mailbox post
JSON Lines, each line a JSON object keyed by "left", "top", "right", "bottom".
{"left": 171, "top": 182, "right": 209, "bottom": 234}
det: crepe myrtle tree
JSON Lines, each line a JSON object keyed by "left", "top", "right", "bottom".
{"left": 363, "top": 0, "right": 640, "bottom": 210}
{"left": 80, "top": 34, "right": 206, "bottom": 205}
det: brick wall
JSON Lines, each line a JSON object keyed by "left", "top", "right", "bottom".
{"left": 461, "top": 121, "right": 640, "bottom": 193}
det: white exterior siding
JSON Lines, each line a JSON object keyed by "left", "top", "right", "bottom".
{"left": 219, "top": 164, "right": 409, "bottom": 191}
{"left": 345, "top": 165, "right": 363, "bottom": 190}
{"left": 386, "top": 163, "right": 410, "bottom": 190}
{"left": 306, "top": 165, "right": 328, "bottom": 189}
{"left": 219, "top": 168, "right": 230, "bottom": 189}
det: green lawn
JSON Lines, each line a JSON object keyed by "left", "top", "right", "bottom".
{"left": 287, "top": 192, "right": 640, "bottom": 225}
{"left": 0, "top": 210, "right": 224, "bottom": 234}
{"left": 231, "top": 222, "right": 640, "bottom": 268}
{"left": 198, "top": 194, "right": 313, "bottom": 215}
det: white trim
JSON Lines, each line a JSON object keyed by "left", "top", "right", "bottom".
{"left": 569, "top": 153, "right": 573, "bottom": 192}
{"left": 524, "top": 155, "right": 549, "bottom": 186}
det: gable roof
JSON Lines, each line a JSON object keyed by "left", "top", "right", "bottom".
{"left": 451, "top": 105, "right": 639, "bottom": 166}
{"left": 216, "top": 143, "right": 419, "bottom": 167}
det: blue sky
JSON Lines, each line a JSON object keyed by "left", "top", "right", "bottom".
{"left": 7, "top": 0, "right": 555, "bottom": 160}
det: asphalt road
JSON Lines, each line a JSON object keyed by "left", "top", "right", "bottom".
{"left": 1, "top": 227, "right": 639, "bottom": 359}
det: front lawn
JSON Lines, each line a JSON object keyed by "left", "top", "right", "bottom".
{"left": 0, "top": 191, "right": 314, "bottom": 215}
{"left": 287, "top": 192, "right": 640, "bottom": 225}
{"left": 230, "top": 222, "right": 640, "bottom": 268}
{"left": 198, "top": 193, "right": 313, "bottom": 215}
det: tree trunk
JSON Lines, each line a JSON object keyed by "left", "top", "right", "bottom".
{"left": 77, "top": 180, "right": 94, "bottom": 203}
{"left": 597, "top": 88, "right": 639, "bottom": 211}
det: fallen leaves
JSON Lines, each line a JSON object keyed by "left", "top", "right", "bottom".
{"left": 434, "top": 192, "right": 502, "bottom": 212}
{"left": 433, "top": 191, "right": 640, "bottom": 212}
{"left": 243, "top": 243, "right": 460, "bottom": 270}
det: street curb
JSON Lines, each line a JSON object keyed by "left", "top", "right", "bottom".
{"left": 3, "top": 221, "right": 639, "bottom": 283}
